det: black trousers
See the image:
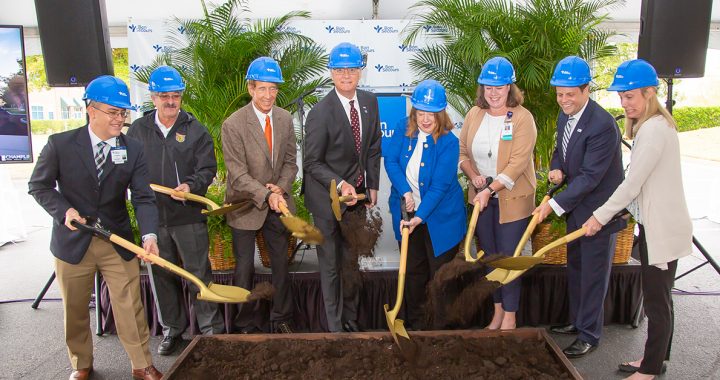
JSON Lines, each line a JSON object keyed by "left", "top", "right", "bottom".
{"left": 231, "top": 212, "right": 292, "bottom": 332}
{"left": 403, "top": 223, "right": 456, "bottom": 330}
{"left": 638, "top": 224, "right": 677, "bottom": 375}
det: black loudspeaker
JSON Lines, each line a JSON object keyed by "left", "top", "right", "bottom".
{"left": 34, "top": 0, "right": 114, "bottom": 87}
{"left": 638, "top": 0, "right": 713, "bottom": 78}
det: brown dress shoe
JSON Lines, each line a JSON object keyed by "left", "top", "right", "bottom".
{"left": 69, "top": 367, "right": 92, "bottom": 380}
{"left": 131, "top": 365, "right": 163, "bottom": 380}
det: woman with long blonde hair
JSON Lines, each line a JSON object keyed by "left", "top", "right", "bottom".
{"left": 583, "top": 59, "right": 692, "bottom": 379}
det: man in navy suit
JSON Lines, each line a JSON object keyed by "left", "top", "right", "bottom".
{"left": 303, "top": 42, "right": 382, "bottom": 333}
{"left": 29, "top": 76, "right": 163, "bottom": 380}
{"left": 535, "top": 56, "right": 626, "bottom": 358}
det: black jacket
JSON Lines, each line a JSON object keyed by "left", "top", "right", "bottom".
{"left": 127, "top": 109, "right": 217, "bottom": 227}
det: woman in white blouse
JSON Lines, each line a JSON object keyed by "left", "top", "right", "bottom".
{"left": 458, "top": 57, "right": 537, "bottom": 330}
{"left": 584, "top": 59, "right": 692, "bottom": 380}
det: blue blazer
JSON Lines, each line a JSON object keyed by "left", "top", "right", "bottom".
{"left": 384, "top": 119, "right": 466, "bottom": 256}
{"left": 550, "top": 99, "right": 626, "bottom": 234}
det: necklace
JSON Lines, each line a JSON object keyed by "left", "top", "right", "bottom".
{"left": 486, "top": 115, "right": 502, "bottom": 158}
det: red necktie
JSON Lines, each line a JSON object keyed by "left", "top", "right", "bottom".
{"left": 264, "top": 115, "right": 273, "bottom": 158}
{"left": 349, "top": 100, "right": 363, "bottom": 187}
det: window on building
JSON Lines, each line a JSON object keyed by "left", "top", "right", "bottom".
{"left": 31, "top": 105, "right": 44, "bottom": 120}
{"left": 48, "top": 111, "right": 54, "bottom": 120}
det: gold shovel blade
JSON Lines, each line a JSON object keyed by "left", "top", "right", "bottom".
{"left": 198, "top": 283, "right": 251, "bottom": 303}
{"left": 487, "top": 256, "right": 544, "bottom": 270}
{"left": 280, "top": 215, "right": 325, "bottom": 244}
{"left": 384, "top": 303, "right": 410, "bottom": 344}
{"left": 202, "top": 201, "right": 252, "bottom": 216}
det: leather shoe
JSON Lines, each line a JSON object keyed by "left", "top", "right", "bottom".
{"left": 618, "top": 361, "right": 667, "bottom": 374}
{"left": 342, "top": 320, "right": 363, "bottom": 332}
{"left": 563, "top": 339, "right": 597, "bottom": 358}
{"left": 69, "top": 367, "right": 92, "bottom": 380}
{"left": 131, "top": 365, "right": 163, "bottom": 380}
{"left": 157, "top": 335, "right": 181, "bottom": 356}
{"left": 550, "top": 324, "right": 578, "bottom": 335}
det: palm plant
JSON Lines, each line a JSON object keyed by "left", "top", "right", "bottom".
{"left": 134, "top": 0, "right": 330, "bottom": 179}
{"left": 404, "top": 0, "right": 621, "bottom": 169}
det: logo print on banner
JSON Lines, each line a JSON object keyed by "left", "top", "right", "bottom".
{"left": 399, "top": 83, "right": 411, "bottom": 90}
{"left": 128, "top": 24, "right": 153, "bottom": 33}
{"left": 277, "top": 25, "right": 302, "bottom": 34}
{"left": 360, "top": 45, "right": 375, "bottom": 54}
{"left": 422, "top": 25, "right": 449, "bottom": 34}
{"left": 374, "top": 25, "right": 399, "bottom": 34}
{"left": 398, "top": 44, "right": 421, "bottom": 53}
{"left": 177, "top": 25, "right": 186, "bottom": 34}
{"left": 325, "top": 25, "right": 350, "bottom": 34}
{"left": 374, "top": 64, "right": 400, "bottom": 73}
{"left": 454, "top": 121, "right": 464, "bottom": 130}
{"left": 130, "top": 64, "right": 144, "bottom": 73}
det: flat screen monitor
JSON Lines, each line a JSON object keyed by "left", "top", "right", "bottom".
{"left": 0, "top": 25, "right": 32, "bottom": 163}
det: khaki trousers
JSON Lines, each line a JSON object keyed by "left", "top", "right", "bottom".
{"left": 55, "top": 237, "right": 153, "bottom": 370}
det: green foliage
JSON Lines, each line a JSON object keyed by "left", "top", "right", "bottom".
{"left": 606, "top": 107, "right": 720, "bottom": 135}
{"left": 125, "top": 200, "right": 142, "bottom": 245}
{"left": 534, "top": 171, "right": 567, "bottom": 235}
{"left": 404, "top": 0, "right": 621, "bottom": 169}
{"left": 292, "top": 178, "right": 311, "bottom": 224}
{"left": 132, "top": 0, "right": 330, "bottom": 180}
{"left": 205, "top": 182, "right": 234, "bottom": 258}
{"left": 30, "top": 119, "right": 85, "bottom": 134}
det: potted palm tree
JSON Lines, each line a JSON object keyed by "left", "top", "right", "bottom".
{"left": 133, "top": 0, "right": 330, "bottom": 269}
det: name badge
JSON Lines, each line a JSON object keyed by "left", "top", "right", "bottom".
{"left": 501, "top": 122, "right": 513, "bottom": 141}
{"left": 110, "top": 146, "right": 128, "bottom": 164}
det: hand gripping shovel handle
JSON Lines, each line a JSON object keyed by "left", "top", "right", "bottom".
{"left": 150, "top": 184, "right": 220, "bottom": 209}
{"left": 511, "top": 179, "right": 566, "bottom": 258}
{"left": 463, "top": 177, "right": 493, "bottom": 262}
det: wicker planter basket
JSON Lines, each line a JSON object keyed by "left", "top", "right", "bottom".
{"left": 208, "top": 232, "right": 236, "bottom": 271}
{"left": 255, "top": 231, "right": 298, "bottom": 268}
{"left": 532, "top": 222, "right": 635, "bottom": 265}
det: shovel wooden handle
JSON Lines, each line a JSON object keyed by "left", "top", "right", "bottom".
{"left": 150, "top": 184, "right": 221, "bottom": 210}
{"left": 277, "top": 201, "right": 292, "bottom": 217}
{"left": 338, "top": 193, "right": 366, "bottom": 203}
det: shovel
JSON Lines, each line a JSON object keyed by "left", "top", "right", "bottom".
{"left": 462, "top": 177, "right": 494, "bottom": 263}
{"left": 71, "top": 220, "right": 252, "bottom": 303}
{"left": 276, "top": 202, "right": 324, "bottom": 245}
{"left": 510, "top": 180, "right": 565, "bottom": 258}
{"left": 329, "top": 179, "right": 366, "bottom": 221}
{"left": 384, "top": 198, "right": 411, "bottom": 346}
{"left": 150, "top": 184, "right": 252, "bottom": 216}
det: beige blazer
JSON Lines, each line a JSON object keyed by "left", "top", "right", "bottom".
{"left": 594, "top": 115, "right": 692, "bottom": 265}
{"left": 221, "top": 103, "right": 298, "bottom": 230}
{"left": 459, "top": 105, "right": 537, "bottom": 224}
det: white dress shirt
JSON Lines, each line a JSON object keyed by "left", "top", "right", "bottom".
{"left": 406, "top": 130, "right": 429, "bottom": 210}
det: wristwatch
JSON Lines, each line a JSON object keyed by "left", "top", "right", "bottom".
{"left": 487, "top": 188, "right": 497, "bottom": 197}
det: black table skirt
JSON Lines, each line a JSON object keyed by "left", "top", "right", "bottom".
{"left": 99, "top": 262, "right": 642, "bottom": 335}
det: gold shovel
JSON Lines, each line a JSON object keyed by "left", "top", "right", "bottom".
{"left": 384, "top": 199, "right": 412, "bottom": 346}
{"left": 276, "top": 202, "right": 324, "bottom": 245}
{"left": 150, "top": 184, "right": 252, "bottom": 216}
{"left": 462, "top": 177, "right": 494, "bottom": 263}
{"left": 329, "top": 179, "right": 366, "bottom": 221}
{"left": 71, "top": 220, "right": 251, "bottom": 303}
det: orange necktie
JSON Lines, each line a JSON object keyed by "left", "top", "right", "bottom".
{"left": 264, "top": 114, "right": 273, "bottom": 157}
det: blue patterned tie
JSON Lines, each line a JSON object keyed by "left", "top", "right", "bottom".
{"left": 561, "top": 116, "right": 575, "bottom": 161}
{"left": 95, "top": 141, "right": 108, "bottom": 181}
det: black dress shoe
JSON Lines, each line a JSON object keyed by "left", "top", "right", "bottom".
{"left": 618, "top": 361, "right": 667, "bottom": 374}
{"left": 157, "top": 335, "right": 181, "bottom": 356}
{"left": 563, "top": 339, "right": 596, "bottom": 358}
{"left": 342, "top": 320, "right": 363, "bottom": 332}
{"left": 274, "top": 321, "right": 294, "bottom": 334}
{"left": 550, "top": 324, "right": 578, "bottom": 335}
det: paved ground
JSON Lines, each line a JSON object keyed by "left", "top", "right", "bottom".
{"left": 1, "top": 129, "right": 719, "bottom": 379}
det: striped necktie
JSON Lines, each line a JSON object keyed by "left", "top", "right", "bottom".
{"left": 95, "top": 141, "right": 108, "bottom": 181}
{"left": 561, "top": 116, "right": 575, "bottom": 161}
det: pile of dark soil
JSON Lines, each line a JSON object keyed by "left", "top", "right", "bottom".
{"left": 338, "top": 206, "right": 383, "bottom": 295}
{"left": 170, "top": 334, "right": 572, "bottom": 380}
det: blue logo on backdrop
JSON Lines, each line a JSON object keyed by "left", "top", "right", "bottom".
{"left": 378, "top": 96, "right": 409, "bottom": 156}
{"left": 359, "top": 45, "right": 375, "bottom": 54}
{"left": 398, "top": 44, "right": 421, "bottom": 53}
{"left": 399, "top": 83, "right": 411, "bottom": 91}
{"left": 374, "top": 25, "right": 399, "bottom": 34}
{"left": 325, "top": 25, "right": 351, "bottom": 34}
{"left": 177, "top": 25, "right": 186, "bottom": 34}
{"left": 374, "top": 64, "right": 400, "bottom": 73}
{"left": 277, "top": 25, "right": 302, "bottom": 34}
{"left": 454, "top": 121, "right": 464, "bottom": 130}
{"left": 153, "top": 44, "right": 163, "bottom": 52}
{"left": 422, "top": 25, "right": 449, "bottom": 33}
{"left": 130, "top": 64, "right": 144, "bottom": 73}
{"left": 128, "top": 24, "right": 153, "bottom": 33}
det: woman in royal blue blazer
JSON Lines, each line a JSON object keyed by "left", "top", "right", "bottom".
{"left": 384, "top": 79, "right": 466, "bottom": 330}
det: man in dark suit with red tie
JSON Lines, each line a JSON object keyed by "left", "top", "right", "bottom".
{"left": 28, "top": 76, "right": 162, "bottom": 380}
{"left": 535, "top": 56, "right": 626, "bottom": 358}
{"left": 303, "top": 42, "right": 382, "bottom": 333}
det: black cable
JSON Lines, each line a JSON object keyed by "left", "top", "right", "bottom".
{"left": 672, "top": 288, "right": 720, "bottom": 296}
{"left": 1, "top": 298, "right": 63, "bottom": 304}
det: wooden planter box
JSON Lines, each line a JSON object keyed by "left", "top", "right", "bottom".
{"left": 165, "top": 328, "right": 582, "bottom": 379}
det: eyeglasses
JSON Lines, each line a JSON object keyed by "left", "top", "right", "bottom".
{"left": 92, "top": 105, "right": 128, "bottom": 119}
{"left": 332, "top": 68, "right": 361, "bottom": 75}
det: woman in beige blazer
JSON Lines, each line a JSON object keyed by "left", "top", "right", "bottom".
{"left": 584, "top": 60, "right": 692, "bottom": 380}
{"left": 459, "top": 57, "right": 537, "bottom": 330}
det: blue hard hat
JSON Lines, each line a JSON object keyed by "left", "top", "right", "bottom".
{"left": 411, "top": 79, "right": 447, "bottom": 113}
{"left": 607, "top": 59, "right": 659, "bottom": 92}
{"left": 477, "top": 57, "right": 516, "bottom": 86}
{"left": 327, "top": 42, "right": 364, "bottom": 69}
{"left": 83, "top": 75, "right": 132, "bottom": 109}
{"left": 148, "top": 66, "right": 186, "bottom": 92}
{"left": 246, "top": 57, "right": 284, "bottom": 83}
{"left": 550, "top": 56, "right": 592, "bottom": 87}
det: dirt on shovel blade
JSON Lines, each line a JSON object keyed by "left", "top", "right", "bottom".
{"left": 338, "top": 206, "right": 383, "bottom": 296}
{"left": 171, "top": 334, "right": 572, "bottom": 380}
{"left": 426, "top": 255, "right": 505, "bottom": 327}
{"left": 246, "top": 281, "right": 275, "bottom": 302}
